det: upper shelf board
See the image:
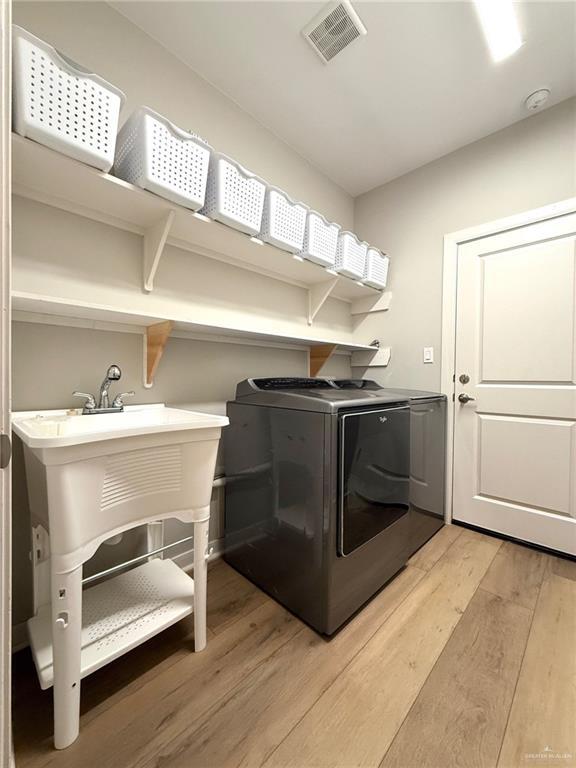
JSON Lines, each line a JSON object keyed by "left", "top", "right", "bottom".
{"left": 12, "top": 134, "right": 382, "bottom": 302}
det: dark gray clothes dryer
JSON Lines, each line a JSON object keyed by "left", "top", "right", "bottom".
{"left": 331, "top": 380, "right": 447, "bottom": 559}
{"left": 223, "top": 377, "right": 446, "bottom": 635}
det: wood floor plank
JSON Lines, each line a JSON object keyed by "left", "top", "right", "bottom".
{"left": 205, "top": 557, "right": 240, "bottom": 594}
{"left": 551, "top": 555, "right": 576, "bottom": 582}
{"left": 11, "top": 616, "right": 204, "bottom": 763}
{"left": 263, "top": 529, "right": 501, "bottom": 768}
{"left": 11, "top": 559, "right": 253, "bottom": 765}
{"left": 136, "top": 566, "right": 427, "bottom": 768}
{"left": 408, "top": 523, "right": 462, "bottom": 571}
{"left": 479, "top": 540, "right": 553, "bottom": 610}
{"left": 28, "top": 535, "right": 576, "bottom": 768}
{"left": 207, "top": 564, "right": 269, "bottom": 635}
{"left": 15, "top": 597, "right": 298, "bottom": 768}
{"left": 498, "top": 574, "right": 576, "bottom": 768}
{"left": 381, "top": 588, "right": 532, "bottom": 768}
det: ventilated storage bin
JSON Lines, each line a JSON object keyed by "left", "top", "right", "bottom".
{"left": 335, "top": 231, "right": 368, "bottom": 280}
{"left": 259, "top": 187, "right": 308, "bottom": 253}
{"left": 12, "top": 25, "right": 125, "bottom": 171}
{"left": 363, "top": 247, "right": 389, "bottom": 289}
{"left": 200, "top": 152, "right": 266, "bottom": 236}
{"left": 298, "top": 211, "right": 340, "bottom": 268}
{"left": 113, "top": 108, "right": 211, "bottom": 210}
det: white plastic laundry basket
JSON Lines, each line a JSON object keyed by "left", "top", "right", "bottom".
{"left": 363, "top": 247, "right": 389, "bottom": 289}
{"left": 298, "top": 211, "right": 340, "bottom": 268}
{"left": 259, "top": 187, "right": 308, "bottom": 253}
{"left": 114, "top": 107, "right": 211, "bottom": 211}
{"left": 200, "top": 152, "right": 266, "bottom": 236}
{"left": 335, "top": 231, "right": 368, "bottom": 280}
{"left": 12, "top": 25, "right": 125, "bottom": 171}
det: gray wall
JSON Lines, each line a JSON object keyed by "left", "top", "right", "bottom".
{"left": 12, "top": 323, "right": 349, "bottom": 412}
{"left": 354, "top": 97, "right": 576, "bottom": 391}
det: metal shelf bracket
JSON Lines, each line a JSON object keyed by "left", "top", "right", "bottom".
{"left": 307, "top": 277, "right": 339, "bottom": 325}
{"left": 143, "top": 210, "right": 175, "bottom": 293}
{"left": 350, "top": 291, "right": 392, "bottom": 316}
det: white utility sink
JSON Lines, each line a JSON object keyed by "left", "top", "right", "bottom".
{"left": 13, "top": 403, "right": 227, "bottom": 448}
{"left": 12, "top": 401, "right": 229, "bottom": 558}
{"left": 13, "top": 402, "right": 228, "bottom": 749}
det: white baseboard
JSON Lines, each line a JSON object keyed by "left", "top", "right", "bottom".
{"left": 11, "top": 621, "right": 28, "bottom": 654}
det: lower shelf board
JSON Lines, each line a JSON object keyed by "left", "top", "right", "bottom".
{"left": 28, "top": 558, "right": 195, "bottom": 690}
{"left": 11, "top": 291, "right": 379, "bottom": 353}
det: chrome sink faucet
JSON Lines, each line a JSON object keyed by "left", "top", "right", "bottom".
{"left": 98, "top": 364, "right": 121, "bottom": 409}
{"left": 73, "top": 364, "right": 135, "bottom": 414}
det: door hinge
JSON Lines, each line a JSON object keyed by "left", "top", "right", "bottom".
{"left": 0, "top": 433, "right": 11, "bottom": 469}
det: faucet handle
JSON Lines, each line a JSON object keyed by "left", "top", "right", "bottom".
{"left": 72, "top": 391, "right": 96, "bottom": 410}
{"left": 112, "top": 391, "right": 135, "bottom": 409}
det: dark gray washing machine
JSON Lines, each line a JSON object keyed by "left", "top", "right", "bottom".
{"left": 223, "top": 377, "right": 445, "bottom": 635}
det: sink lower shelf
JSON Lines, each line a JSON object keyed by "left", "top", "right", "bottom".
{"left": 28, "top": 558, "right": 195, "bottom": 690}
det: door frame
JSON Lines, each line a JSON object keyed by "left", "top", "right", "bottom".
{"left": 0, "top": 0, "right": 11, "bottom": 765}
{"left": 441, "top": 197, "right": 576, "bottom": 524}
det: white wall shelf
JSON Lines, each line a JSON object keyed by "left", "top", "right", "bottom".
{"left": 351, "top": 345, "right": 392, "bottom": 368}
{"left": 12, "top": 134, "right": 382, "bottom": 306}
{"left": 12, "top": 291, "right": 381, "bottom": 381}
{"left": 12, "top": 291, "right": 379, "bottom": 351}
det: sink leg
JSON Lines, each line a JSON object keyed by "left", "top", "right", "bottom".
{"left": 147, "top": 521, "right": 164, "bottom": 561}
{"left": 193, "top": 517, "right": 209, "bottom": 652}
{"left": 51, "top": 564, "right": 82, "bottom": 749}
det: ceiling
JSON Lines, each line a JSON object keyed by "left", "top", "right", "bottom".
{"left": 111, "top": 1, "right": 576, "bottom": 196}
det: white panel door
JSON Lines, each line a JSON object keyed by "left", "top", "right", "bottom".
{"left": 453, "top": 213, "right": 576, "bottom": 556}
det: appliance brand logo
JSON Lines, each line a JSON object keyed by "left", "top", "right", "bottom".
{"left": 379, "top": 416, "right": 388, "bottom": 423}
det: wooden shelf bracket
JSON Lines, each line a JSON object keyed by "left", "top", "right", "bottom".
{"left": 143, "top": 210, "right": 175, "bottom": 293}
{"left": 143, "top": 320, "right": 173, "bottom": 388}
{"left": 308, "top": 278, "right": 339, "bottom": 325}
{"left": 309, "top": 343, "right": 337, "bottom": 377}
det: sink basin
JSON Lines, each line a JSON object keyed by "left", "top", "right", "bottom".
{"left": 13, "top": 402, "right": 229, "bottom": 565}
{"left": 13, "top": 403, "right": 228, "bottom": 448}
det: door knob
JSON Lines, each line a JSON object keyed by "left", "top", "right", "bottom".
{"left": 458, "top": 393, "right": 476, "bottom": 404}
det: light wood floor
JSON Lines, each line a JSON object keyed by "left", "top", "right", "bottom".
{"left": 12, "top": 525, "right": 576, "bottom": 768}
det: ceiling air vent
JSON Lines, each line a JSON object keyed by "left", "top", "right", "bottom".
{"left": 302, "top": 0, "right": 367, "bottom": 64}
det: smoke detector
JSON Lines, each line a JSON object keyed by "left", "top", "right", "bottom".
{"left": 302, "top": 0, "right": 367, "bottom": 64}
{"left": 525, "top": 89, "right": 551, "bottom": 112}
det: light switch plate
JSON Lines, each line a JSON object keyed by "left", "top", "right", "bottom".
{"left": 423, "top": 347, "right": 434, "bottom": 364}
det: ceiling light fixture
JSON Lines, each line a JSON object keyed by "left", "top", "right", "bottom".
{"left": 473, "top": 0, "right": 523, "bottom": 63}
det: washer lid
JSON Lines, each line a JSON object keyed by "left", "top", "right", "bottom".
{"left": 232, "top": 378, "right": 408, "bottom": 413}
